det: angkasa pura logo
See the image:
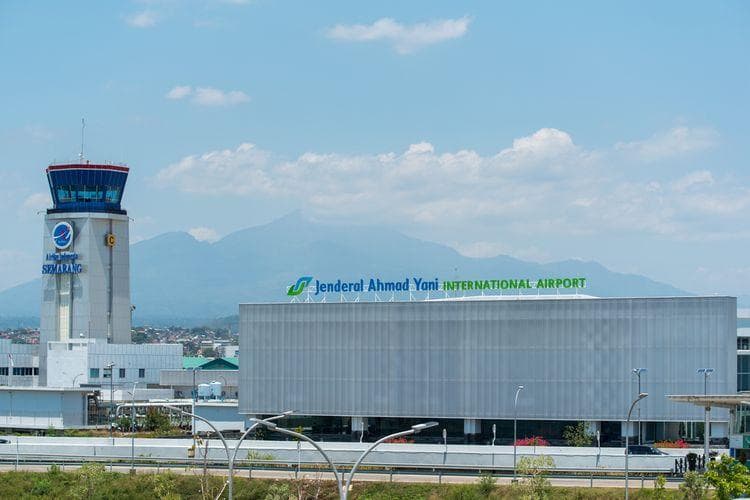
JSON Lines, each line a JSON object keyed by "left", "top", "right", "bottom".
{"left": 287, "top": 276, "right": 313, "bottom": 296}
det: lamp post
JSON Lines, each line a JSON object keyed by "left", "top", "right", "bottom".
{"left": 72, "top": 372, "right": 84, "bottom": 387}
{"left": 343, "top": 421, "right": 438, "bottom": 499}
{"left": 105, "top": 362, "right": 115, "bottom": 445}
{"left": 625, "top": 392, "right": 648, "bottom": 500}
{"left": 190, "top": 367, "right": 201, "bottom": 445}
{"left": 228, "top": 411, "right": 293, "bottom": 500}
{"left": 252, "top": 419, "right": 438, "bottom": 500}
{"left": 697, "top": 368, "right": 714, "bottom": 463}
{"left": 631, "top": 368, "right": 647, "bottom": 444}
{"left": 116, "top": 404, "right": 232, "bottom": 497}
{"left": 129, "top": 381, "right": 138, "bottom": 473}
{"left": 513, "top": 385, "right": 524, "bottom": 483}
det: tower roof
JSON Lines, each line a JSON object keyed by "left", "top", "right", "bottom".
{"left": 46, "top": 162, "right": 129, "bottom": 214}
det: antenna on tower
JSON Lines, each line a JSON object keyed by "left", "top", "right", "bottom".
{"left": 79, "top": 118, "right": 85, "bottom": 161}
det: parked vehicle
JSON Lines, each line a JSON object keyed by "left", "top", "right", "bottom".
{"left": 627, "top": 445, "right": 668, "bottom": 455}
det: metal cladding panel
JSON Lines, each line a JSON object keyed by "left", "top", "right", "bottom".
{"left": 239, "top": 297, "right": 736, "bottom": 421}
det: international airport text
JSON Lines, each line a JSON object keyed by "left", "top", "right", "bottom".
{"left": 305, "top": 277, "right": 587, "bottom": 296}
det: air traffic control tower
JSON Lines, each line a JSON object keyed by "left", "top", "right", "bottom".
{"left": 39, "top": 163, "right": 132, "bottom": 384}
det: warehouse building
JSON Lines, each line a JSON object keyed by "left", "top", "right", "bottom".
{"left": 239, "top": 295, "right": 736, "bottom": 444}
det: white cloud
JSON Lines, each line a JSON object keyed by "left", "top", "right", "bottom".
{"left": 193, "top": 87, "right": 250, "bottom": 106}
{"left": 166, "top": 86, "right": 192, "bottom": 100}
{"left": 615, "top": 126, "right": 718, "bottom": 161}
{"left": 154, "top": 126, "right": 746, "bottom": 242}
{"left": 165, "top": 85, "right": 250, "bottom": 107}
{"left": 188, "top": 227, "right": 220, "bottom": 243}
{"left": 126, "top": 10, "right": 158, "bottom": 28}
{"left": 326, "top": 16, "right": 470, "bottom": 54}
{"left": 21, "top": 192, "right": 50, "bottom": 213}
{"left": 671, "top": 170, "right": 714, "bottom": 192}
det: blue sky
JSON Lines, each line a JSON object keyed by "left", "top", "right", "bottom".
{"left": 1, "top": 1, "right": 749, "bottom": 299}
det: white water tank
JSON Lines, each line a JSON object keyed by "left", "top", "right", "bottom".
{"left": 197, "top": 383, "right": 211, "bottom": 399}
{"left": 209, "top": 381, "right": 222, "bottom": 399}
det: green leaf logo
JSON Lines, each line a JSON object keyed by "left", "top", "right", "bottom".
{"left": 288, "top": 276, "right": 313, "bottom": 296}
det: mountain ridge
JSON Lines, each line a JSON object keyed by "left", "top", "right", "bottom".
{"left": 0, "top": 212, "right": 693, "bottom": 327}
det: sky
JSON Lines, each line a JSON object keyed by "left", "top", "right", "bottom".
{"left": 0, "top": 1, "right": 749, "bottom": 299}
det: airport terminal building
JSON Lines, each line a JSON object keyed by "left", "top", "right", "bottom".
{"left": 239, "top": 295, "right": 736, "bottom": 444}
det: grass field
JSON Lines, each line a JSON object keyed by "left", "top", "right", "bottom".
{"left": 0, "top": 466, "right": 704, "bottom": 499}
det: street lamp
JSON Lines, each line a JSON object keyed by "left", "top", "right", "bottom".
{"left": 513, "top": 385, "right": 524, "bottom": 483}
{"left": 71, "top": 373, "right": 84, "bottom": 387}
{"left": 190, "top": 367, "right": 202, "bottom": 446}
{"left": 632, "top": 368, "right": 647, "bottom": 445}
{"left": 252, "top": 418, "right": 438, "bottom": 500}
{"left": 105, "top": 362, "right": 115, "bottom": 445}
{"left": 129, "top": 381, "right": 138, "bottom": 473}
{"left": 191, "top": 366, "right": 202, "bottom": 402}
{"left": 228, "top": 411, "right": 293, "bottom": 500}
{"left": 697, "top": 368, "right": 714, "bottom": 463}
{"left": 625, "top": 392, "right": 648, "bottom": 500}
{"left": 343, "top": 421, "right": 438, "bottom": 499}
{"left": 116, "top": 404, "right": 232, "bottom": 496}
{"left": 252, "top": 419, "right": 345, "bottom": 498}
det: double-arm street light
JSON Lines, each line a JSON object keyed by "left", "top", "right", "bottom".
{"left": 632, "top": 368, "right": 647, "bottom": 445}
{"left": 228, "top": 411, "right": 293, "bottom": 499}
{"left": 513, "top": 385, "right": 524, "bottom": 483}
{"left": 625, "top": 392, "right": 648, "bottom": 500}
{"left": 252, "top": 418, "right": 438, "bottom": 500}
{"left": 697, "top": 368, "right": 714, "bottom": 463}
{"left": 343, "top": 421, "right": 438, "bottom": 498}
{"left": 117, "top": 403, "right": 232, "bottom": 497}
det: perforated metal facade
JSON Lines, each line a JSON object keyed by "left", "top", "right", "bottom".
{"left": 239, "top": 297, "right": 735, "bottom": 422}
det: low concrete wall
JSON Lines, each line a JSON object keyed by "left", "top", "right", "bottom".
{"left": 0, "top": 437, "right": 715, "bottom": 472}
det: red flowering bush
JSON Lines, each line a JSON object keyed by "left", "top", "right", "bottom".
{"left": 515, "top": 436, "right": 549, "bottom": 446}
{"left": 385, "top": 436, "right": 415, "bottom": 444}
{"left": 654, "top": 439, "right": 689, "bottom": 448}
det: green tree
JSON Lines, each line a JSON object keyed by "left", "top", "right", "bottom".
{"left": 562, "top": 421, "right": 594, "bottom": 447}
{"left": 679, "top": 471, "right": 708, "bottom": 500}
{"left": 516, "top": 455, "right": 555, "bottom": 499}
{"left": 116, "top": 415, "right": 132, "bottom": 431}
{"left": 144, "top": 408, "right": 172, "bottom": 432}
{"left": 704, "top": 455, "right": 750, "bottom": 500}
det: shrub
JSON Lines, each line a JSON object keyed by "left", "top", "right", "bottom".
{"left": 72, "top": 463, "right": 107, "bottom": 499}
{"left": 679, "top": 471, "right": 708, "bottom": 500}
{"left": 562, "top": 422, "right": 594, "bottom": 447}
{"left": 652, "top": 475, "right": 667, "bottom": 500}
{"left": 31, "top": 476, "right": 53, "bottom": 496}
{"left": 654, "top": 439, "right": 689, "bottom": 448}
{"left": 152, "top": 471, "right": 180, "bottom": 500}
{"left": 516, "top": 455, "right": 555, "bottom": 499}
{"left": 444, "top": 484, "right": 483, "bottom": 500}
{"left": 515, "top": 436, "right": 549, "bottom": 447}
{"left": 477, "top": 472, "right": 496, "bottom": 496}
{"left": 704, "top": 455, "right": 750, "bottom": 500}
{"left": 144, "top": 408, "right": 172, "bottom": 432}
{"left": 385, "top": 436, "right": 415, "bottom": 444}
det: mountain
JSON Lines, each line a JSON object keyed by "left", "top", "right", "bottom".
{"left": 0, "top": 211, "right": 691, "bottom": 326}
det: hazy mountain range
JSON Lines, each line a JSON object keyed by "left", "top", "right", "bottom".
{"left": 0, "top": 211, "right": 692, "bottom": 327}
